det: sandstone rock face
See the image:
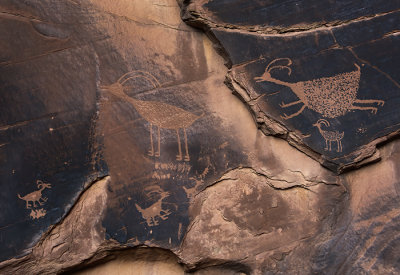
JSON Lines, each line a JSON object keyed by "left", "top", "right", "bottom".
{"left": 182, "top": 0, "right": 400, "bottom": 172}
{"left": 0, "top": 0, "right": 399, "bottom": 274}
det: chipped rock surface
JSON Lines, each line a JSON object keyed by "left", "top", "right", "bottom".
{"left": 0, "top": 0, "right": 399, "bottom": 274}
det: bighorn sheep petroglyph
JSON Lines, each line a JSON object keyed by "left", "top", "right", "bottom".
{"left": 135, "top": 186, "right": 171, "bottom": 227}
{"left": 18, "top": 180, "right": 51, "bottom": 209}
{"left": 254, "top": 58, "right": 384, "bottom": 119}
{"left": 313, "top": 119, "right": 344, "bottom": 152}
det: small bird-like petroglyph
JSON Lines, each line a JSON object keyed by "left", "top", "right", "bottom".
{"left": 255, "top": 58, "right": 385, "bottom": 119}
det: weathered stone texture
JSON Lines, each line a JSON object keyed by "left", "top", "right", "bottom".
{"left": 0, "top": 0, "right": 399, "bottom": 274}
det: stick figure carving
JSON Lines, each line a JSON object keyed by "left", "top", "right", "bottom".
{"left": 255, "top": 58, "right": 385, "bottom": 119}
{"left": 313, "top": 119, "right": 344, "bottom": 152}
{"left": 18, "top": 180, "right": 51, "bottom": 209}
{"left": 101, "top": 71, "right": 203, "bottom": 161}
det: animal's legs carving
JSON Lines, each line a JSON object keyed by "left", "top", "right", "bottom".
{"left": 155, "top": 126, "right": 161, "bottom": 157}
{"left": 183, "top": 128, "right": 190, "bottom": 162}
{"left": 148, "top": 124, "right": 161, "bottom": 157}
{"left": 281, "top": 104, "right": 306, "bottom": 120}
{"left": 280, "top": 99, "right": 303, "bottom": 108}
{"left": 354, "top": 99, "right": 385, "bottom": 106}
{"left": 350, "top": 105, "right": 378, "bottom": 114}
{"left": 149, "top": 123, "right": 154, "bottom": 156}
{"left": 176, "top": 129, "right": 182, "bottom": 161}
{"left": 160, "top": 209, "right": 171, "bottom": 220}
{"left": 324, "top": 139, "right": 329, "bottom": 151}
{"left": 337, "top": 140, "right": 342, "bottom": 152}
{"left": 38, "top": 197, "right": 47, "bottom": 205}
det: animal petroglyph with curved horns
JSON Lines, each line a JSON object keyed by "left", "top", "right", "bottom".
{"left": 255, "top": 58, "right": 385, "bottom": 119}
{"left": 135, "top": 186, "right": 171, "bottom": 227}
{"left": 313, "top": 119, "right": 344, "bottom": 152}
{"left": 101, "top": 71, "right": 203, "bottom": 161}
{"left": 18, "top": 180, "right": 51, "bottom": 209}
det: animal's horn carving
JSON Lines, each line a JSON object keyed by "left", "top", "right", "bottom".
{"left": 266, "top": 58, "right": 293, "bottom": 72}
{"left": 317, "top": 119, "right": 330, "bottom": 127}
{"left": 117, "top": 70, "right": 161, "bottom": 88}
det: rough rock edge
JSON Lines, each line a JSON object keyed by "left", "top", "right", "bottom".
{"left": 176, "top": 166, "right": 345, "bottom": 274}
{"left": 181, "top": 1, "right": 400, "bottom": 36}
{"left": 180, "top": 1, "right": 399, "bottom": 174}
{"left": 199, "top": 166, "right": 339, "bottom": 200}
{"left": 174, "top": 166, "right": 331, "bottom": 273}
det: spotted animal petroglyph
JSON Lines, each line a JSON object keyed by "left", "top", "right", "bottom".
{"left": 18, "top": 180, "right": 51, "bottom": 209}
{"left": 101, "top": 71, "right": 203, "bottom": 161}
{"left": 255, "top": 58, "right": 385, "bottom": 119}
{"left": 313, "top": 119, "right": 344, "bottom": 152}
{"left": 135, "top": 186, "right": 171, "bottom": 227}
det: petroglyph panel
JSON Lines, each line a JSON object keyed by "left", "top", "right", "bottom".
{"left": 0, "top": 0, "right": 108, "bottom": 260}
{"left": 97, "top": 46, "right": 246, "bottom": 248}
{"left": 188, "top": 12, "right": 400, "bottom": 172}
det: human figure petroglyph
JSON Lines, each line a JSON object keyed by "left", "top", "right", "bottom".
{"left": 101, "top": 71, "right": 203, "bottom": 161}
{"left": 18, "top": 180, "right": 51, "bottom": 209}
{"left": 313, "top": 119, "right": 344, "bottom": 152}
{"left": 254, "top": 58, "right": 385, "bottom": 119}
{"left": 135, "top": 186, "right": 171, "bottom": 227}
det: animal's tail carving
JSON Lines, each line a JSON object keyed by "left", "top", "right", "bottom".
{"left": 135, "top": 203, "right": 144, "bottom": 213}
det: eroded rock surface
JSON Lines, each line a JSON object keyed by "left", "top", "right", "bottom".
{"left": 179, "top": 168, "right": 346, "bottom": 271}
{"left": 0, "top": 0, "right": 399, "bottom": 274}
